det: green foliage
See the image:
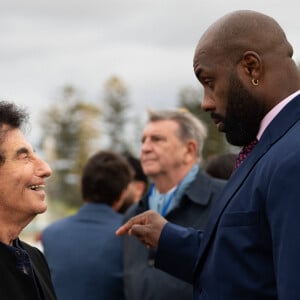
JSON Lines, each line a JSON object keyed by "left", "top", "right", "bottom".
{"left": 40, "top": 85, "right": 101, "bottom": 208}
{"left": 102, "top": 76, "right": 133, "bottom": 153}
{"left": 41, "top": 79, "right": 238, "bottom": 212}
{"left": 177, "top": 86, "right": 230, "bottom": 159}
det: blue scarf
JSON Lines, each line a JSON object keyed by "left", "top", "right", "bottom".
{"left": 148, "top": 164, "right": 199, "bottom": 216}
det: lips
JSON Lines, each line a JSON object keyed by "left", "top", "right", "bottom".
{"left": 213, "top": 119, "right": 225, "bottom": 133}
{"left": 28, "top": 184, "right": 45, "bottom": 191}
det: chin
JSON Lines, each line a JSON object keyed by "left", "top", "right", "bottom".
{"left": 142, "top": 167, "right": 156, "bottom": 176}
{"left": 145, "top": 171, "right": 159, "bottom": 179}
{"left": 34, "top": 203, "right": 48, "bottom": 215}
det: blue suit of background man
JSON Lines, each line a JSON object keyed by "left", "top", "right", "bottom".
{"left": 42, "top": 203, "right": 124, "bottom": 300}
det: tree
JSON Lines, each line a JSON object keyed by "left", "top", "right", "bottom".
{"left": 177, "top": 86, "right": 232, "bottom": 160}
{"left": 40, "top": 85, "right": 101, "bottom": 208}
{"left": 101, "top": 76, "right": 132, "bottom": 153}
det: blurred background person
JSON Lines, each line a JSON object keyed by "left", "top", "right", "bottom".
{"left": 123, "top": 109, "right": 226, "bottom": 300}
{"left": 118, "top": 154, "right": 148, "bottom": 214}
{"left": 42, "top": 151, "right": 133, "bottom": 300}
{"left": 205, "top": 153, "right": 236, "bottom": 180}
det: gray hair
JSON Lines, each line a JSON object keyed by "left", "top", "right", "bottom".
{"left": 147, "top": 109, "right": 207, "bottom": 160}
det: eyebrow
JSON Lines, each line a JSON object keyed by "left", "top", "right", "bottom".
{"left": 195, "top": 67, "right": 205, "bottom": 80}
{"left": 15, "top": 147, "right": 31, "bottom": 157}
{"left": 195, "top": 67, "right": 202, "bottom": 77}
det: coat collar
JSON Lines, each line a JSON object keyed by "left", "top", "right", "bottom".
{"left": 75, "top": 203, "right": 121, "bottom": 222}
{"left": 184, "top": 169, "right": 225, "bottom": 206}
{"left": 137, "top": 168, "right": 225, "bottom": 214}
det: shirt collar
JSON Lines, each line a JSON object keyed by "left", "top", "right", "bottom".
{"left": 257, "top": 90, "right": 300, "bottom": 140}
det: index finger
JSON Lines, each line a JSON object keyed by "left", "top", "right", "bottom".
{"left": 116, "top": 212, "right": 150, "bottom": 236}
{"left": 115, "top": 220, "right": 133, "bottom": 236}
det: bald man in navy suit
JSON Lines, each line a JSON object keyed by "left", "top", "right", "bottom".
{"left": 117, "top": 10, "right": 300, "bottom": 300}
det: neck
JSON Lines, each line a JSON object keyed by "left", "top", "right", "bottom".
{"left": 152, "top": 165, "right": 194, "bottom": 193}
{"left": 0, "top": 226, "right": 21, "bottom": 246}
{"left": 0, "top": 212, "right": 32, "bottom": 246}
{"left": 154, "top": 180, "right": 177, "bottom": 194}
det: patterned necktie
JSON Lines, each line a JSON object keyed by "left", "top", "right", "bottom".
{"left": 234, "top": 138, "right": 258, "bottom": 170}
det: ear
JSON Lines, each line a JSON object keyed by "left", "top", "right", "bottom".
{"left": 131, "top": 181, "right": 147, "bottom": 202}
{"left": 239, "top": 51, "right": 262, "bottom": 82}
{"left": 112, "top": 190, "right": 127, "bottom": 212}
{"left": 183, "top": 140, "right": 197, "bottom": 164}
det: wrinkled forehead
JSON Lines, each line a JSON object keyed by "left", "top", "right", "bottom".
{"left": 0, "top": 124, "right": 14, "bottom": 145}
{"left": 0, "top": 127, "right": 30, "bottom": 150}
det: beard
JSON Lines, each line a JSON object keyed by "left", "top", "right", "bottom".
{"left": 222, "top": 74, "right": 265, "bottom": 146}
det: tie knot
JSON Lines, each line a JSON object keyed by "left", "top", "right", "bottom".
{"left": 234, "top": 139, "right": 258, "bottom": 170}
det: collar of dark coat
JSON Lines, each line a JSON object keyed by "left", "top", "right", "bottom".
{"left": 0, "top": 240, "right": 18, "bottom": 267}
{"left": 136, "top": 169, "right": 226, "bottom": 214}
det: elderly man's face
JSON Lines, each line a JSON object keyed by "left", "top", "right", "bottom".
{"left": 140, "top": 120, "right": 189, "bottom": 179}
{"left": 0, "top": 127, "right": 52, "bottom": 222}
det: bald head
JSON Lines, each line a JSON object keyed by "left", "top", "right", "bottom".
{"left": 192, "top": 10, "right": 300, "bottom": 147}
{"left": 195, "top": 11, "right": 293, "bottom": 68}
{"left": 194, "top": 10, "right": 300, "bottom": 107}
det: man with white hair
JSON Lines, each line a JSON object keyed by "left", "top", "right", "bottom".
{"left": 123, "top": 109, "right": 226, "bottom": 300}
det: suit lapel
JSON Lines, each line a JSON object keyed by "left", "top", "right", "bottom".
{"left": 196, "top": 94, "right": 300, "bottom": 267}
{"left": 186, "top": 170, "right": 221, "bottom": 206}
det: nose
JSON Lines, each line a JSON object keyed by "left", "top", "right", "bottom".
{"left": 141, "top": 138, "right": 152, "bottom": 153}
{"left": 36, "top": 157, "right": 52, "bottom": 178}
{"left": 201, "top": 92, "right": 216, "bottom": 112}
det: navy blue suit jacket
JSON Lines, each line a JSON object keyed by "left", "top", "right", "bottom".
{"left": 42, "top": 203, "right": 125, "bottom": 300}
{"left": 156, "top": 94, "right": 300, "bottom": 300}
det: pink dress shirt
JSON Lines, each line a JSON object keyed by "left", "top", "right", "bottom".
{"left": 257, "top": 90, "right": 300, "bottom": 140}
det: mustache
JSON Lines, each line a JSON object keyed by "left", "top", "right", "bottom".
{"left": 211, "top": 112, "right": 225, "bottom": 122}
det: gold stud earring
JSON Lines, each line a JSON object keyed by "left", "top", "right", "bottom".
{"left": 252, "top": 78, "right": 259, "bottom": 86}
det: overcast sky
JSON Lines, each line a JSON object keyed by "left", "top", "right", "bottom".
{"left": 1, "top": 0, "right": 299, "bottom": 145}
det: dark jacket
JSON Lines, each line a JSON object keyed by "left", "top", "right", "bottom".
{"left": 0, "top": 240, "right": 57, "bottom": 300}
{"left": 123, "top": 169, "right": 226, "bottom": 300}
{"left": 156, "top": 94, "right": 300, "bottom": 299}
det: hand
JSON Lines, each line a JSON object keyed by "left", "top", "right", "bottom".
{"left": 115, "top": 210, "right": 167, "bottom": 248}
